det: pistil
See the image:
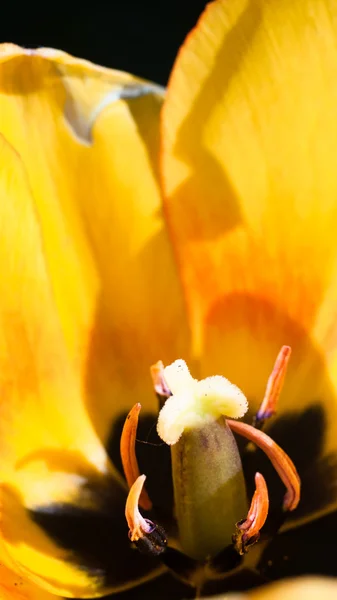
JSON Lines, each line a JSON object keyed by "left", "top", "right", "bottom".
{"left": 157, "top": 360, "right": 249, "bottom": 560}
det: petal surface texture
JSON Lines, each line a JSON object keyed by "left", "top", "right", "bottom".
{"left": 162, "top": 0, "right": 337, "bottom": 521}
{"left": 0, "top": 557, "right": 59, "bottom": 600}
{"left": 0, "top": 45, "right": 188, "bottom": 596}
{"left": 203, "top": 577, "right": 337, "bottom": 599}
{"left": 247, "top": 576, "right": 337, "bottom": 600}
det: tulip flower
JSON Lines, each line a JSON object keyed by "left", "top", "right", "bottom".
{"left": 1, "top": 0, "right": 337, "bottom": 599}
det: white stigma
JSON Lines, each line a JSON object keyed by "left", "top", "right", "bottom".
{"left": 157, "top": 360, "right": 248, "bottom": 445}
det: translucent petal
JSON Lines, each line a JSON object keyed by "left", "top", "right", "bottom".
{"left": 0, "top": 45, "right": 189, "bottom": 595}
{"left": 162, "top": 0, "right": 337, "bottom": 521}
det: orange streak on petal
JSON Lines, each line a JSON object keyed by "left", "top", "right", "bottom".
{"left": 161, "top": 1, "right": 337, "bottom": 488}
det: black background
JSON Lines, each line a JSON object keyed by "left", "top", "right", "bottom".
{"left": 0, "top": 1, "right": 209, "bottom": 85}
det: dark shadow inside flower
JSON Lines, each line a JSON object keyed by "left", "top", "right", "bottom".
{"left": 164, "top": 2, "right": 264, "bottom": 241}
{"left": 1, "top": 452, "right": 163, "bottom": 591}
{"left": 104, "top": 570, "right": 195, "bottom": 600}
{"left": 257, "top": 509, "right": 337, "bottom": 581}
{"left": 103, "top": 565, "right": 265, "bottom": 599}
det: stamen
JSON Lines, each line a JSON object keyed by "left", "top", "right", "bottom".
{"left": 125, "top": 475, "right": 167, "bottom": 556}
{"left": 227, "top": 419, "right": 300, "bottom": 511}
{"left": 125, "top": 475, "right": 152, "bottom": 541}
{"left": 120, "top": 403, "right": 152, "bottom": 510}
{"left": 150, "top": 360, "right": 172, "bottom": 406}
{"left": 233, "top": 472, "right": 269, "bottom": 555}
{"left": 254, "top": 346, "right": 291, "bottom": 427}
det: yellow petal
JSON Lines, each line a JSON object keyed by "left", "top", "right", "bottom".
{"left": 0, "top": 557, "right": 58, "bottom": 600}
{"left": 162, "top": 0, "right": 337, "bottom": 519}
{"left": 0, "top": 130, "right": 165, "bottom": 596}
{"left": 0, "top": 46, "right": 188, "bottom": 595}
{"left": 247, "top": 577, "right": 337, "bottom": 600}
{"left": 0, "top": 44, "right": 189, "bottom": 444}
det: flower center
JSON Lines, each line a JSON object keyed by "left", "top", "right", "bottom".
{"left": 121, "top": 346, "right": 300, "bottom": 583}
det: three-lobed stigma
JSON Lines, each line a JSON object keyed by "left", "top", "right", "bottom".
{"left": 157, "top": 359, "right": 248, "bottom": 445}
